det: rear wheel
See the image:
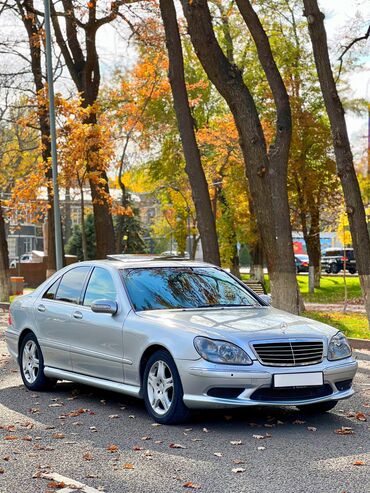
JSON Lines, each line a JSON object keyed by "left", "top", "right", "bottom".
{"left": 143, "top": 350, "right": 190, "bottom": 424}
{"left": 348, "top": 268, "right": 356, "bottom": 274}
{"left": 20, "top": 333, "right": 57, "bottom": 391}
{"left": 297, "top": 400, "right": 338, "bottom": 414}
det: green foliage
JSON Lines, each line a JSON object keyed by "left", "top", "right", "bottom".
{"left": 65, "top": 214, "right": 96, "bottom": 260}
{"left": 297, "top": 275, "right": 362, "bottom": 303}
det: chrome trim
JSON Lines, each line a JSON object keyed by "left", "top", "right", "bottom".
{"left": 251, "top": 338, "right": 324, "bottom": 367}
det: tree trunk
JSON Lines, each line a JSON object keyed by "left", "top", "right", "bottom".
{"left": 304, "top": 209, "right": 321, "bottom": 290}
{"left": 80, "top": 187, "right": 88, "bottom": 261}
{"left": 303, "top": 0, "right": 370, "bottom": 323}
{"left": 0, "top": 203, "right": 10, "bottom": 302}
{"left": 249, "top": 238, "right": 265, "bottom": 284}
{"left": 159, "top": 0, "right": 221, "bottom": 266}
{"left": 230, "top": 245, "right": 241, "bottom": 279}
{"left": 64, "top": 187, "right": 72, "bottom": 244}
{"left": 180, "top": 0, "right": 300, "bottom": 312}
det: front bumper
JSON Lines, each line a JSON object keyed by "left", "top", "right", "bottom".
{"left": 177, "top": 357, "right": 358, "bottom": 409}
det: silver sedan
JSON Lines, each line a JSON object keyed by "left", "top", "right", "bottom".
{"left": 5, "top": 257, "right": 357, "bottom": 424}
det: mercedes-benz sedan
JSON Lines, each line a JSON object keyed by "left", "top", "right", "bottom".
{"left": 5, "top": 257, "right": 357, "bottom": 424}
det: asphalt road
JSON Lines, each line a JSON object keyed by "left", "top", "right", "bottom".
{"left": 0, "top": 313, "right": 369, "bottom": 493}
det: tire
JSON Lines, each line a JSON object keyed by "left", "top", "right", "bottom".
{"left": 143, "top": 350, "right": 191, "bottom": 425}
{"left": 330, "top": 263, "right": 339, "bottom": 274}
{"left": 348, "top": 268, "right": 356, "bottom": 275}
{"left": 297, "top": 400, "right": 338, "bottom": 414}
{"left": 19, "top": 333, "right": 57, "bottom": 391}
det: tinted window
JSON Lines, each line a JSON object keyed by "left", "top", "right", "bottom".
{"left": 83, "top": 267, "right": 117, "bottom": 307}
{"left": 55, "top": 266, "right": 90, "bottom": 304}
{"left": 43, "top": 278, "right": 61, "bottom": 300}
{"left": 122, "top": 267, "right": 260, "bottom": 311}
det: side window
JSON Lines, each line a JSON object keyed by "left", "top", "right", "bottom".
{"left": 43, "top": 278, "right": 61, "bottom": 300}
{"left": 55, "top": 266, "right": 90, "bottom": 304}
{"left": 83, "top": 267, "right": 117, "bottom": 307}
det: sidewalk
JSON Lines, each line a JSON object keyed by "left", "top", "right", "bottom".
{"left": 305, "top": 302, "right": 366, "bottom": 314}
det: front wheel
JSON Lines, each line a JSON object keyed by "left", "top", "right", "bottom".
{"left": 143, "top": 350, "right": 190, "bottom": 424}
{"left": 20, "top": 333, "right": 57, "bottom": 391}
{"left": 330, "top": 263, "right": 339, "bottom": 274}
{"left": 297, "top": 400, "right": 338, "bottom": 414}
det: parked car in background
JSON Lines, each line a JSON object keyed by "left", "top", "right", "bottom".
{"left": 321, "top": 248, "right": 356, "bottom": 274}
{"left": 295, "top": 254, "right": 309, "bottom": 273}
{"left": 6, "top": 257, "right": 357, "bottom": 424}
{"left": 9, "top": 252, "right": 33, "bottom": 269}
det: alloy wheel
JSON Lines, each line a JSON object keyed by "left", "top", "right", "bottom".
{"left": 22, "top": 340, "right": 39, "bottom": 384}
{"left": 147, "top": 360, "right": 174, "bottom": 415}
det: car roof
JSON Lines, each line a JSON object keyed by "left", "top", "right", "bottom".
{"left": 76, "top": 256, "right": 214, "bottom": 270}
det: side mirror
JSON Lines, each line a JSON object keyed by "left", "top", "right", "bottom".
{"left": 91, "top": 299, "right": 118, "bottom": 314}
{"left": 259, "top": 294, "right": 271, "bottom": 305}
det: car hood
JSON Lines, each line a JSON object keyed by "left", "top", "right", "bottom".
{"left": 137, "top": 306, "right": 337, "bottom": 343}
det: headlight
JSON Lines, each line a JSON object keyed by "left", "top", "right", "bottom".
{"left": 194, "top": 337, "right": 252, "bottom": 365}
{"left": 328, "top": 332, "right": 352, "bottom": 361}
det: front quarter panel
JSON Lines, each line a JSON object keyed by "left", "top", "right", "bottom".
{"left": 123, "top": 311, "right": 201, "bottom": 387}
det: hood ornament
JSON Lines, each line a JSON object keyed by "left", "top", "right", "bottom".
{"left": 280, "top": 322, "right": 288, "bottom": 334}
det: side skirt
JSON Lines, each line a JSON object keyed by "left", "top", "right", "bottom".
{"left": 44, "top": 367, "right": 141, "bottom": 398}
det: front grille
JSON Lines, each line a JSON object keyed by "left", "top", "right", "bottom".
{"left": 250, "top": 384, "right": 332, "bottom": 401}
{"left": 252, "top": 341, "right": 324, "bottom": 366}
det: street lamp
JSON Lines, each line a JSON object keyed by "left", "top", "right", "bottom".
{"left": 43, "top": 0, "right": 63, "bottom": 271}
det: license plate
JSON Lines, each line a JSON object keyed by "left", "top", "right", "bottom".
{"left": 274, "top": 372, "right": 323, "bottom": 388}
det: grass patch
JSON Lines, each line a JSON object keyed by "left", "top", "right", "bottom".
{"left": 297, "top": 275, "right": 362, "bottom": 303}
{"left": 242, "top": 274, "right": 362, "bottom": 304}
{"left": 303, "top": 311, "right": 369, "bottom": 339}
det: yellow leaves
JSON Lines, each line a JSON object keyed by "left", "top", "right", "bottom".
{"left": 87, "top": 1, "right": 94, "bottom": 8}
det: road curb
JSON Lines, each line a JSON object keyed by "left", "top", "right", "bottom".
{"left": 348, "top": 338, "right": 370, "bottom": 351}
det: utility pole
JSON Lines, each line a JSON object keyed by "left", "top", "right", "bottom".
{"left": 43, "top": 0, "right": 63, "bottom": 270}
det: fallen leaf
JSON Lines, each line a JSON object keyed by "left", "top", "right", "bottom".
{"left": 334, "top": 427, "right": 354, "bottom": 435}
{"left": 293, "top": 419, "right": 306, "bottom": 425}
{"left": 109, "top": 414, "right": 119, "bottom": 419}
{"left": 4, "top": 435, "right": 18, "bottom": 441}
{"left": 21, "top": 436, "right": 32, "bottom": 441}
{"left": 355, "top": 412, "right": 367, "bottom": 422}
{"left": 183, "top": 482, "right": 201, "bottom": 489}
{"left": 128, "top": 415, "right": 135, "bottom": 419}
{"left": 0, "top": 468, "right": 4, "bottom": 474}
{"left": 213, "top": 453, "right": 222, "bottom": 457}
{"left": 230, "top": 440, "right": 243, "bottom": 445}
{"left": 47, "top": 481, "right": 66, "bottom": 489}
{"left": 202, "top": 428, "right": 209, "bottom": 433}
{"left": 232, "top": 467, "right": 246, "bottom": 473}
{"left": 307, "top": 427, "right": 317, "bottom": 432}
{"left": 170, "top": 443, "right": 186, "bottom": 449}
{"left": 233, "top": 459, "right": 245, "bottom": 464}
{"left": 133, "top": 445, "right": 144, "bottom": 451}
{"left": 106, "top": 444, "right": 119, "bottom": 453}
{"left": 83, "top": 452, "right": 93, "bottom": 461}
{"left": 141, "top": 436, "right": 151, "bottom": 441}
{"left": 48, "top": 403, "right": 63, "bottom": 408}
{"left": 123, "top": 463, "right": 134, "bottom": 470}
{"left": 257, "top": 446, "right": 266, "bottom": 451}
{"left": 353, "top": 461, "right": 364, "bottom": 466}
{"left": 52, "top": 433, "right": 65, "bottom": 439}
{"left": 252, "top": 433, "right": 271, "bottom": 440}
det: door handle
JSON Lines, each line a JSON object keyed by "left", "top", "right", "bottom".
{"left": 37, "top": 304, "right": 46, "bottom": 312}
{"left": 73, "top": 311, "right": 83, "bottom": 320}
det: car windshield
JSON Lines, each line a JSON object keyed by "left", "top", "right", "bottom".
{"left": 121, "top": 267, "right": 261, "bottom": 311}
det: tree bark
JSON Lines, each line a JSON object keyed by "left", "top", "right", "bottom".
{"left": 0, "top": 203, "right": 10, "bottom": 302}
{"left": 249, "top": 238, "right": 265, "bottom": 284}
{"left": 303, "top": 0, "right": 370, "bottom": 323}
{"left": 180, "top": 0, "right": 300, "bottom": 313}
{"left": 159, "top": 0, "right": 220, "bottom": 265}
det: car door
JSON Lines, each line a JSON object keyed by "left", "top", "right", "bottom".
{"left": 34, "top": 266, "right": 91, "bottom": 371}
{"left": 69, "top": 266, "right": 126, "bottom": 383}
